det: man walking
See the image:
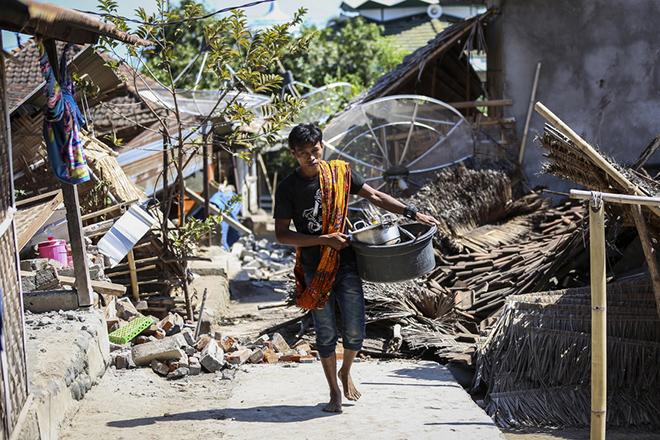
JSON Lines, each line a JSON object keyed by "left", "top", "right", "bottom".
{"left": 273, "top": 123, "right": 440, "bottom": 412}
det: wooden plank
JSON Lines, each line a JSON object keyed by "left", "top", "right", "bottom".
{"left": 62, "top": 182, "right": 93, "bottom": 306}
{"left": 57, "top": 275, "right": 126, "bottom": 296}
{"left": 81, "top": 199, "right": 138, "bottom": 221}
{"left": 14, "top": 189, "right": 63, "bottom": 250}
{"left": 106, "top": 264, "right": 158, "bottom": 277}
{"left": 83, "top": 218, "right": 117, "bottom": 238}
{"left": 127, "top": 249, "right": 139, "bottom": 302}
{"left": 632, "top": 134, "right": 660, "bottom": 172}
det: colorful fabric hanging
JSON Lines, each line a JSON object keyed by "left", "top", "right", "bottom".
{"left": 293, "top": 160, "right": 351, "bottom": 310}
{"left": 37, "top": 38, "right": 90, "bottom": 184}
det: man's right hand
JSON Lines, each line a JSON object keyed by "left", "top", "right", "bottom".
{"left": 321, "top": 232, "right": 351, "bottom": 250}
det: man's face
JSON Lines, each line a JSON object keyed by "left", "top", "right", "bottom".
{"left": 291, "top": 142, "right": 323, "bottom": 175}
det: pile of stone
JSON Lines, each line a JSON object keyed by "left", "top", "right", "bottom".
{"left": 229, "top": 236, "right": 294, "bottom": 280}
{"left": 111, "top": 323, "right": 317, "bottom": 379}
{"left": 107, "top": 294, "right": 315, "bottom": 379}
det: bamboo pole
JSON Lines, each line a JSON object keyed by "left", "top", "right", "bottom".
{"left": 537, "top": 102, "right": 660, "bottom": 219}
{"left": 570, "top": 189, "right": 660, "bottom": 206}
{"left": 572, "top": 187, "right": 660, "bottom": 317}
{"left": 589, "top": 195, "right": 606, "bottom": 440}
{"left": 519, "top": 62, "right": 541, "bottom": 164}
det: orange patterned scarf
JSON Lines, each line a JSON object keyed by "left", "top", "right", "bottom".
{"left": 294, "top": 160, "right": 351, "bottom": 310}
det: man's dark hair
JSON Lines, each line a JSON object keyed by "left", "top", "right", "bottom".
{"left": 288, "top": 123, "right": 322, "bottom": 150}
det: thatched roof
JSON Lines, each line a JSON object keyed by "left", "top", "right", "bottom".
{"left": 1, "top": 0, "right": 151, "bottom": 46}
{"left": 360, "top": 7, "right": 495, "bottom": 105}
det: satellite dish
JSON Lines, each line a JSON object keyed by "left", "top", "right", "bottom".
{"left": 323, "top": 95, "right": 475, "bottom": 201}
{"left": 427, "top": 4, "right": 443, "bottom": 19}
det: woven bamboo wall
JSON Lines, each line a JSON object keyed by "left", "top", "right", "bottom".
{"left": 1, "top": 53, "right": 29, "bottom": 438}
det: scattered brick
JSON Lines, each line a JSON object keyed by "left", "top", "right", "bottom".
{"left": 150, "top": 359, "right": 169, "bottom": 376}
{"left": 226, "top": 348, "right": 251, "bottom": 365}
{"left": 262, "top": 348, "right": 279, "bottom": 364}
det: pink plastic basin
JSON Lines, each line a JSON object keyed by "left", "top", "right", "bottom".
{"left": 38, "top": 236, "right": 68, "bottom": 266}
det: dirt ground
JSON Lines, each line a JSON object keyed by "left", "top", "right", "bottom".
{"left": 59, "top": 264, "right": 660, "bottom": 440}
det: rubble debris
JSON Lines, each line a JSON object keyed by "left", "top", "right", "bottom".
{"left": 230, "top": 236, "right": 295, "bottom": 280}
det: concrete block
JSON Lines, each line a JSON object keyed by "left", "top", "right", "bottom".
{"left": 23, "top": 290, "right": 78, "bottom": 313}
{"left": 116, "top": 298, "right": 140, "bottom": 321}
{"left": 271, "top": 333, "right": 290, "bottom": 353}
{"left": 34, "top": 266, "right": 60, "bottom": 291}
{"left": 188, "top": 357, "right": 202, "bottom": 375}
{"left": 180, "top": 328, "right": 195, "bottom": 346}
{"left": 20, "top": 258, "right": 50, "bottom": 271}
{"left": 132, "top": 338, "right": 185, "bottom": 366}
{"left": 200, "top": 339, "right": 225, "bottom": 373}
{"left": 248, "top": 348, "right": 264, "bottom": 364}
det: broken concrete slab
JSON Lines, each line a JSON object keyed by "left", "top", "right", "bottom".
{"left": 23, "top": 289, "right": 79, "bottom": 312}
{"left": 199, "top": 339, "right": 225, "bottom": 373}
{"left": 131, "top": 338, "right": 185, "bottom": 367}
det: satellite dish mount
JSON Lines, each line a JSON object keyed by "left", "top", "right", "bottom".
{"left": 427, "top": 4, "right": 443, "bottom": 19}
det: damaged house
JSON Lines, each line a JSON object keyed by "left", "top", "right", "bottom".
{"left": 310, "top": 2, "right": 660, "bottom": 431}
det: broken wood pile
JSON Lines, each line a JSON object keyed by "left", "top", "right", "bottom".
{"left": 477, "top": 280, "right": 660, "bottom": 428}
{"left": 469, "top": 105, "right": 660, "bottom": 429}
{"left": 430, "top": 198, "right": 586, "bottom": 320}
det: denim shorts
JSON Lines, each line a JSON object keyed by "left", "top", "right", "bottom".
{"left": 304, "top": 263, "right": 366, "bottom": 358}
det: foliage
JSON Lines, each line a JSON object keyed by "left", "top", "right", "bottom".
{"left": 96, "top": 0, "right": 311, "bottom": 154}
{"left": 280, "top": 17, "right": 408, "bottom": 91}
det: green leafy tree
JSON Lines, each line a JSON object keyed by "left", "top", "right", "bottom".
{"left": 95, "top": 0, "right": 312, "bottom": 318}
{"left": 281, "top": 17, "right": 408, "bottom": 91}
{"left": 140, "top": 0, "right": 216, "bottom": 90}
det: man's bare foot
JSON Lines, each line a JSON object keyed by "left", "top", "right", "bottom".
{"left": 338, "top": 368, "right": 361, "bottom": 401}
{"left": 323, "top": 393, "right": 343, "bottom": 412}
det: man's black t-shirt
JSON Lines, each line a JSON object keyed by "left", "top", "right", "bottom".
{"left": 273, "top": 166, "right": 365, "bottom": 272}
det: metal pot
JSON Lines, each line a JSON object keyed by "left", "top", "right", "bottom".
{"left": 350, "top": 214, "right": 400, "bottom": 245}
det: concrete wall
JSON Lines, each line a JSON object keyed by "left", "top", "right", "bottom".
{"left": 498, "top": 0, "right": 660, "bottom": 193}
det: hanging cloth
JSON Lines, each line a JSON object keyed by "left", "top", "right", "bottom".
{"left": 37, "top": 38, "right": 90, "bottom": 184}
{"left": 293, "top": 160, "right": 351, "bottom": 310}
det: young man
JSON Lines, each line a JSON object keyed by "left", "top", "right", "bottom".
{"left": 273, "top": 123, "right": 440, "bottom": 413}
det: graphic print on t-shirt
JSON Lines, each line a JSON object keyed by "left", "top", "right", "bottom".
{"left": 302, "top": 188, "right": 323, "bottom": 233}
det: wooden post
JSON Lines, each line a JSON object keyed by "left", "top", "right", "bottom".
{"left": 62, "top": 183, "right": 94, "bottom": 307}
{"left": 519, "top": 62, "right": 541, "bottom": 164}
{"left": 589, "top": 195, "right": 606, "bottom": 440}
{"left": 126, "top": 249, "right": 139, "bottom": 302}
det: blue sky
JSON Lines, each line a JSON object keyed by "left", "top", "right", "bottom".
{"left": 2, "top": 0, "right": 345, "bottom": 51}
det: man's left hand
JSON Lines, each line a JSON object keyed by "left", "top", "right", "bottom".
{"left": 416, "top": 213, "right": 442, "bottom": 228}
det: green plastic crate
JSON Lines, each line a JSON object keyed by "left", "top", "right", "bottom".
{"left": 108, "top": 316, "right": 154, "bottom": 344}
